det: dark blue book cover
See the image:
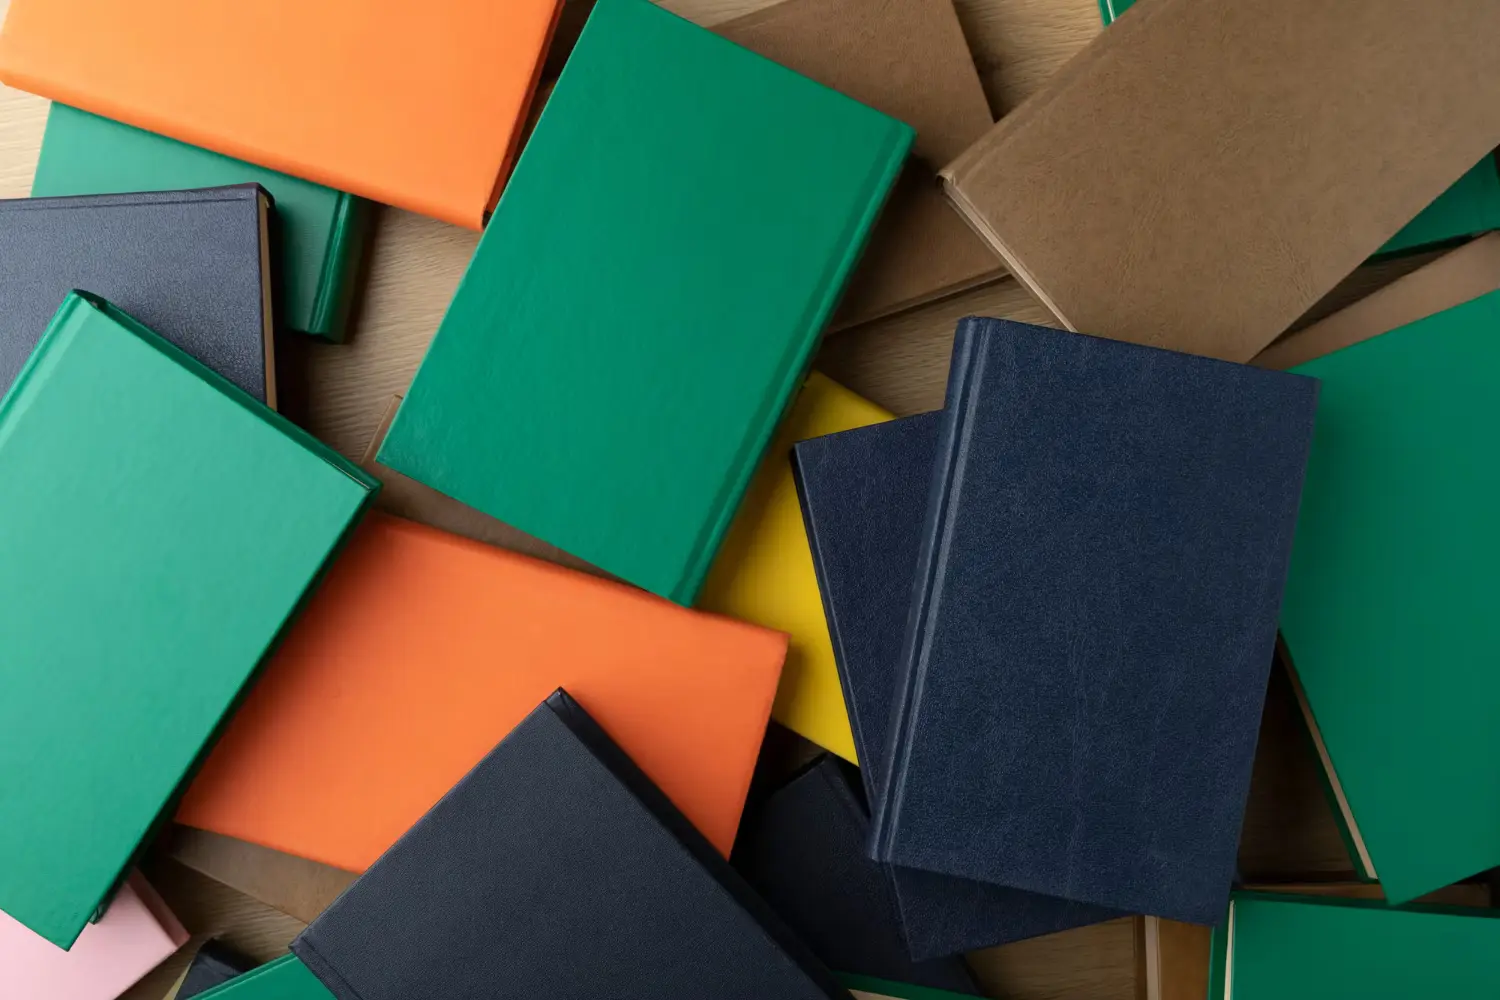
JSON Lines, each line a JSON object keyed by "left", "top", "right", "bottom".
{"left": 867, "top": 317, "right": 1318, "bottom": 925}
{"left": 793, "top": 414, "right": 1120, "bottom": 958}
{"left": 177, "top": 941, "right": 256, "bottom": 1000}
{"left": 291, "top": 690, "right": 848, "bottom": 1000}
{"left": 733, "top": 756, "right": 979, "bottom": 991}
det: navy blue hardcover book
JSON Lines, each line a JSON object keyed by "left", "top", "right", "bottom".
{"left": 792, "top": 414, "right": 1121, "bottom": 959}
{"left": 291, "top": 690, "right": 849, "bottom": 1000}
{"left": 0, "top": 186, "right": 275, "bottom": 404}
{"left": 867, "top": 317, "right": 1319, "bottom": 925}
{"left": 176, "top": 940, "right": 256, "bottom": 999}
{"left": 733, "top": 755, "right": 979, "bottom": 992}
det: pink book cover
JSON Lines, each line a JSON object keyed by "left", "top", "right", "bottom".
{"left": 1, "top": 870, "right": 189, "bottom": 1000}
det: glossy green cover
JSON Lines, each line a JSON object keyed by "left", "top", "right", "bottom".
{"left": 31, "top": 104, "right": 369, "bottom": 342}
{"left": 1210, "top": 893, "right": 1500, "bottom": 999}
{"left": 1280, "top": 289, "right": 1500, "bottom": 904}
{"left": 377, "top": 0, "right": 911, "bottom": 604}
{"left": 0, "top": 293, "right": 377, "bottom": 948}
{"left": 193, "top": 956, "right": 334, "bottom": 1000}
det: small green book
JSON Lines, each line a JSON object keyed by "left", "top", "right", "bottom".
{"left": 0, "top": 293, "right": 377, "bottom": 948}
{"left": 377, "top": 0, "right": 912, "bottom": 604}
{"left": 838, "top": 974, "right": 980, "bottom": 999}
{"left": 1279, "top": 289, "right": 1500, "bottom": 904}
{"left": 31, "top": 104, "right": 370, "bottom": 342}
{"left": 192, "top": 956, "right": 333, "bottom": 1000}
{"left": 1096, "top": 0, "right": 1500, "bottom": 257}
{"left": 1208, "top": 893, "right": 1500, "bottom": 999}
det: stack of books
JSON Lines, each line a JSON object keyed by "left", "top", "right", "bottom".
{"left": 0, "top": 0, "right": 1499, "bottom": 997}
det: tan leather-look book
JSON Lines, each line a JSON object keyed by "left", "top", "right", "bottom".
{"left": 716, "top": 0, "right": 1000, "bottom": 330}
{"left": 1253, "top": 233, "right": 1500, "bottom": 370}
{"left": 1135, "top": 881, "right": 1492, "bottom": 1000}
{"left": 941, "top": 0, "right": 1500, "bottom": 363}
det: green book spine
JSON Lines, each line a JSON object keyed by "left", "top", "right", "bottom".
{"left": 31, "top": 104, "right": 370, "bottom": 342}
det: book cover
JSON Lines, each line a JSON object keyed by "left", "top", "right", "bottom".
{"left": 188, "top": 955, "right": 331, "bottom": 1000}
{"left": 0, "top": 0, "right": 561, "bottom": 228}
{"left": 0, "top": 292, "right": 376, "bottom": 949}
{"left": 733, "top": 758, "right": 979, "bottom": 993}
{"left": 1279, "top": 288, "right": 1500, "bottom": 904}
{"left": 869, "top": 317, "right": 1318, "bottom": 925}
{"left": 167, "top": 829, "right": 355, "bottom": 926}
{"left": 942, "top": 0, "right": 1500, "bottom": 362}
{"left": 290, "top": 690, "right": 849, "bottom": 1000}
{"left": 714, "top": 0, "right": 998, "bottom": 329}
{"left": 175, "top": 513, "right": 787, "bottom": 869}
{"left": 32, "top": 104, "right": 369, "bottom": 342}
{"left": 1207, "top": 893, "right": 1500, "bottom": 999}
{"left": 0, "top": 871, "right": 187, "bottom": 1000}
{"left": 840, "top": 975, "right": 986, "bottom": 1000}
{"left": 375, "top": 0, "right": 912, "bottom": 604}
{"left": 176, "top": 940, "right": 256, "bottom": 1000}
{"left": 793, "top": 413, "right": 1121, "bottom": 958}
{"left": 0, "top": 185, "right": 274, "bottom": 403}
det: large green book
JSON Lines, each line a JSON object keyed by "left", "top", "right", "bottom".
{"left": 1096, "top": 0, "right": 1500, "bottom": 257}
{"left": 1279, "top": 289, "right": 1500, "bottom": 904}
{"left": 0, "top": 292, "right": 377, "bottom": 948}
{"left": 376, "top": 0, "right": 912, "bottom": 604}
{"left": 1207, "top": 893, "right": 1500, "bottom": 999}
{"left": 31, "top": 104, "right": 370, "bottom": 342}
{"left": 191, "top": 955, "right": 333, "bottom": 1000}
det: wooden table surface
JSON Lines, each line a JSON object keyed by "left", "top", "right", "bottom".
{"left": 0, "top": 1, "right": 1366, "bottom": 997}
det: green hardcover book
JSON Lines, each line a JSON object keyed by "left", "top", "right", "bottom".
{"left": 1279, "top": 289, "right": 1500, "bottom": 905}
{"left": 376, "top": 0, "right": 912, "bottom": 604}
{"left": 191, "top": 956, "right": 333, "bottom": 1000}
{"left": 1208, "top": 893, "right": 1500, "bottom": 999}
{"left": 0, "top": 292, "right": 377, "bottom": 948}
{"left": 1096, "top": 0, "right": 1500, "bottom": 256}
{"left": 838, "top": 974, "right": 979, "bottom": 999}
{"left": 31, "top": 104, "right": 370, "bottom": 342}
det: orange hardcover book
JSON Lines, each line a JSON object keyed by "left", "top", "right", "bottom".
{"left": 0, "top": 0, "right": 561, "bottom": 228}
{"left": 175, "top": 513, "right": 787, "bottom": 868}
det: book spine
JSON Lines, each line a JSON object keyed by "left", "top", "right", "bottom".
{"left": 868, "top": 318, "right": 985, "bottom": 862}
{"left": 306, "top": 193, "right": 373, "bottom": 343}
{"left": 0, "top": 291, "right": 88, "bottom": 444}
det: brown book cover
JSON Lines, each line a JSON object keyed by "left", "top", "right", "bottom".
{"left": 1253, "top": 233, "right": 1500, "bottom": 370}
{"left": 716, "top": 0, "right": 1000, "bottom": 330}
{"left": 941, "top": 0, "right": 1500, "bottom": 363}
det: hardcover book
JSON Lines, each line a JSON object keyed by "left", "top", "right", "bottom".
{"left": 0, "top": 293, "right": 376, "bottom": 948}
{"left": 188, "top": 955, "right": 331, "bottom": 1000}
{"left": 290, "top": 691, "right": 849, "bottom": 1000}
{"left": 32, "top": 104, "right": 369, "bottom": 342}
{"left": 1, "top": 872, "right": 187, "bottom": 1000}
{"left": 868, "top": 317, "right": 1318, "bottom": 925}
{"left": 841, "top": 976, "right": 986, "bottom": 1000}
{"left": 0, "top": 0, "right": 561, "bottom": 228}
{"left": 793, "top": 413, "right": 1121, "bottom": 958}
{"left": 0, "top": 185, "right": 274, "bottom": 403}
{"left": 176, "top": 513, "right": 787, "bottom": 869}
{"left": 715, "top": 0, "right": 998, "bottom": 329}
{"left": 942, "top": 0, "right": 1500, "bottom": 362}
{"left": 1278, "top": 288, "right": 1500, "bottom": 904}
{"left": 167, "top": 830, "right": 355, "bottom": 926}
{"left": 375, "top": 0, "right": 913, "bottom": 603}
{"left": 1207, "top": 893, "right": 1500, "bottom": 1000}
{"left": 176, "top": 941, "right": 256, "bottom": 1000}
{"left": 734, "top": 758, "right": 979, "bottom": 994}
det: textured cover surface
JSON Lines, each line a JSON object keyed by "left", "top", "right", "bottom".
{"left": 734, "top": 758, "right": 977, "bottom": 993}
{"left": 943, "top": 0, "right": 1500, "bottom": 362}
{"left": 1209, "top": 893, "right": 1500, "bottom": 1000}
{"left": 291, "top": 691, "right": 847, "bottom": 1000}
{"left": 376, "top": 0, "right": 912, "bottom": 603}
{"left": 32, "top": 104, "right": 368, "bottom": 341}
{"left": 1253, "top": 232, "right": 1500, "bottom": 371}
{"left": 176, "top": 940, "right": 256, "bottom": 1000}
{"left": 793, "top": 414, "right": 1120, "bottom": 958}
{"left": 176, "top": 513, "right": 786, "bottom": 868}
{"left": 189, "top": 955, "right": 332, "bottom": 1000}
{"left": 0, "top": 185, "right": 272, "bottom": 401}
{"left": 1279, "top": 288, "right": 1500, "bottom": 904}
{"left": 715, "top": 0, "right": 998, "bottom": 328}
{"left": 0, "top": 872, "right": 186, "bottom": 1000}
{"left": 0, "top": 293, "right": 376, "bottom": 948}
{"left": 0, "top": 0, "right": 560, "bottom": 228}
{"left": 700, "top": 372, "right": 891, "bottom": 762}
{"left": 870, "top": 317, "right": 1319, "bottom": 924}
